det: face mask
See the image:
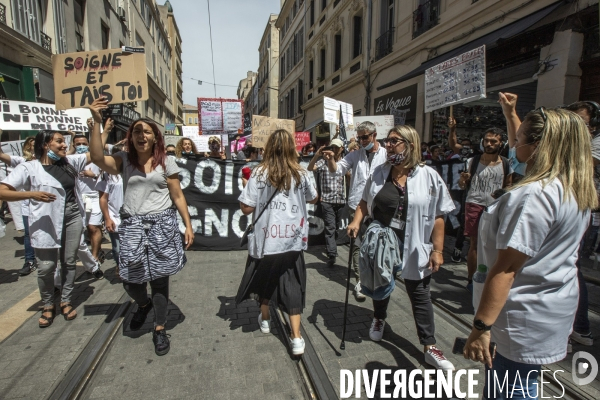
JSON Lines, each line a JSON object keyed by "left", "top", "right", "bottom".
{"left": 210, "top": 143, "right": 221, "bottom": 152}
{"left": 182, "top": 151, "right": 193, "bottom": 155}
{"left": 387, "top": 149, "right": 407, "bottom": 166}
{"left": 508, "top": 147, "right": 527, "bottom": 176}
{"left": 307, "top": 152, "right": 314, "bottom": 156}
{"left": 47, "top": 150, "right": 62, "bottom": 161}
{"left": 363, "top": 142, "right": 375, "bottom": 151}
{"left": 75, "top": 145, "right": 89, "bottom": 154}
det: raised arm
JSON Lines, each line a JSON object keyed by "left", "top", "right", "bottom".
{"left": 499, "top": 92, "right": 521, "bottom": 148}
{"left": 88, "top": 97, "right": 122, "bottom": 175}
{"left": 101, "top": 118, "right": 114, "bottom": 150}
{"left": 307, "top": 146, "right": 325, "bottom": 171}
{"left": 448, "top": 117, "right": 462, "bottom": 154}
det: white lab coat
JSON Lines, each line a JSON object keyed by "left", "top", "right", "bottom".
{"left": 2, "top": 155, "right": 88, "bottom": 249}
{"left": 336, "top": 145, "right": 387, "bottom": 210}
{"left": 362, "top": 163, "right": 455, "bottom": 280}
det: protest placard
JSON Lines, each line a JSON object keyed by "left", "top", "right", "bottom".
{"left": 346, "top": 116, "right": 395, "bottom": 138}
{"left": 52, "top": 48, "right": 148, "bottom": 110}
{"left": 295, "top": 131, "right": 311, "bottom": 151}
{"left": 424, "top": 45, "right": 486, "bottom": 113}
{"left": 198, "top": 98, "right": 223, "bottom": 131}
{"left": 182, "top": 126, "right": 199, "bottom": 136}
{"left": 251, "top": 115, "right": 295, "bottom": 148}
{"left": 222, "top": 101, "right": 243, "bottom": 132}
{"left": 0, "top": 100, "right": 91, "bottom": 131}
{"left": 323, "top": 97, "right": 354, "bottom": 127}
{"left": 390, "top": 108, "right": 407, "bottom": 126}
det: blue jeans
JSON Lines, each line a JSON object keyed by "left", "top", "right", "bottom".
{"left": 484, "top": 352, "right": 540, "bottom": 400}
{"left": 23, "top": 216, "right": 35, "bottom": 262}
{"left": 109, "top": 232, "right": 120, "bottom": 266}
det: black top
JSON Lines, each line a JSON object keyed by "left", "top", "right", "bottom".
{"left": 43, "top": 165, "right": 77, "bottom": 205}
{"left": 372, "top": 171, "right": 407, "bottom": 239}
{"left": 366, "top": 149, "right": 375, "bottom": 167}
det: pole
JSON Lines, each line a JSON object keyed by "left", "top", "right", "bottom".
{"left": 340, "top": 237, "right": 355, "bottom": 350}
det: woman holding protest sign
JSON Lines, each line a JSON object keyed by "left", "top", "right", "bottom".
{"left": 0, "top": 131, "right": 93, "bottom": 327}
{"left": 87, "top": 97, "right": 194, "bottom": 356}
{"left": 463, "top": 108, "right": 596, "bottom": 399}
{"left": 236, "top": 129, "right": 318, "bottom": 356}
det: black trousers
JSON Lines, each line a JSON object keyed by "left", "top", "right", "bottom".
{"left": 372, "top": 275, "right": 436, "bottom": 346}
{"left": 321, "top": 202, "right": 344, "bottom": 257}
{"left": 123, "top": 276, "right": 169, "bottom": 327}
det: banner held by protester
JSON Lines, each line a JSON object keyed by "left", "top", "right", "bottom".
{"left": 251, "top": 115, "right": 295, "bottom": 148}
{"left": 0, "top": 100, "right": 92, "bottom": 131}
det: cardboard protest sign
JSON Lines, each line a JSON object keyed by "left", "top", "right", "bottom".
{"left": 182, "top": 126, "right": 199, "bottom": 136}
{"left": 251, "top": 116, "right": 295, "bottom": 148}
{"left": 52, "top": 48, "right": 148, "bottom": 110}
{"left": 346, "top": 116, "right": 395, "bottom": 138}
{"left": 0, "top": 100, "right": 91, "bottom": 131}
{"left": 295, "top": 131, "right": 311, "bottom": 151}
{"left": 323, "top": 97, "right": 354, "bottom": 128}
{"left": 424, "top": 45, "right": 486, "bottom": 113}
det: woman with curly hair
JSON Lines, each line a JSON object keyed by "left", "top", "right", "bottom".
{"left": 175, "top": 137, "right": 198, "bottom": 159}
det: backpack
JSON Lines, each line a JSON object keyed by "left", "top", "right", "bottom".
{"left": 468, "top": 154, "right": 510, "bottom": 187}
{"left": 358, "top": 220, "right": 403, "bottom": 300}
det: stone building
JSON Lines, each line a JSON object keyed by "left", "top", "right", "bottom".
{"left": 256, "top": 14, "right": 280, "bottom": 118}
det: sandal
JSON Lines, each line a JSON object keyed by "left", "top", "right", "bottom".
{"left": 60, "top": 303, "right": 77, "bottom": 321}
{"left": 39, "top": 307, "right": 55, "bottom": 328}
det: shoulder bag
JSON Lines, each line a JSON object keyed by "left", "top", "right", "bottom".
{"left": 240, "top": 188, "right": 279, "bottom": 247}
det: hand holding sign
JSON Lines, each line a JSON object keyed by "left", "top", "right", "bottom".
{"left": 88, "top": 97, "right": 109, "bottom": 123}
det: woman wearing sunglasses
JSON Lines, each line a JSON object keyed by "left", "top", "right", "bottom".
{"left": 347, "top": 125, "right": 456, "bottom": 371}
{"left": 463, "top": 108, "right": 597, "bottom": 399}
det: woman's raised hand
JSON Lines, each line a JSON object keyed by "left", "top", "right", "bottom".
{"left": 88, "top": 97, "right": 109, "bottom": 123}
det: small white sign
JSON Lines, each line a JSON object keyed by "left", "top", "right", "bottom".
{"left": 182, "top": 126, "right": 199, "bottom": 137}
{"left": 347, "top": 115, "right": 395, "bottom": 138}
{"left": 323, "top": 96, "right": 354, "bottom": 127}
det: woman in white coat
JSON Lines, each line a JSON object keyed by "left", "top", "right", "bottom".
{"left": 347, "top": 125, "right": 456, "bottom": 370}
{"left": 0, "top": 131, "right": 92, "bottom": 327}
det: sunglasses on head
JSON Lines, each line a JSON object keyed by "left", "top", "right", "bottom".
{"left": 535, "top": 106, "right": 547, "bottom": 126}
{"left": 383, "top": 137, "right": 406, "bottom": 146}
{"left": 356, "top": 132, "right": 374, "bottom": 141}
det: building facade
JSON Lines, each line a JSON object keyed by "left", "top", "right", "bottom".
{"left": 183, "top": 103, "right": 198, "bottom": 126}
{"left": 159, "top": 0, "right": 183, "bottom": 129}
{"left": 257, "top": 14, "right": 280, "bottom": 118}
{"left": 295, "top": 0, "right": 598, "bottom": 143}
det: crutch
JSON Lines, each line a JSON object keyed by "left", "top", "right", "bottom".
{"left": 340, "top": 237, "right": 355, "bottom": 350}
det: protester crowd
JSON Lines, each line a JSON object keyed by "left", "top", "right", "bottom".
{"left": 0, "top": 92, "right": 598, "bottom": 399}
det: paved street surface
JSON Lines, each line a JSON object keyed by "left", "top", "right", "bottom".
{"left": 1, "top": 218, "right": 600, "bottom": 399}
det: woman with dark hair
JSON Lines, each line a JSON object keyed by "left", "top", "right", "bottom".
{"left": 0, "top": 131, "right": 92, "bottom": 327}
{"left": 301, "top": 142, "right": 316, "bottom": 157}
{"left": 236, "top": 129, "right": 318, "bottom": 356}
{"left": 88, "top": 97, "right": 194, "bottom": 356}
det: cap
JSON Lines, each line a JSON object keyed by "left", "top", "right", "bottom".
{"left": 330, "top": 138, "right": 344, "bottom": 148}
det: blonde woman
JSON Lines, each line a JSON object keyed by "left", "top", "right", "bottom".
{"left": 175, "top": 137, "right": 198, "bottom": 158}
{"left": 236, "top": 129, "right": 318, "bottom": 356}
{"left": 464, "top": 108, "right": 597, "bottom": 399}
{"left": 347, "top": 125, "right": 456, "bottom": 370}
{"left": 207, "top": 136, "right": 225, "bottom": 159}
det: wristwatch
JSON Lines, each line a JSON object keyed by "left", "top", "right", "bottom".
{"left": 473, "top": 319, "right": 492, "bottom": 331}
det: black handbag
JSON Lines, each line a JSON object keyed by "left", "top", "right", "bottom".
{"left": 240, "top": 188, "right": 279, "bottom": 247}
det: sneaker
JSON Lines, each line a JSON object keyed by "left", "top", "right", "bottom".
{"left": 152, "top": 329, "right": 171, "bottom": 356}
{"left": 425, "top": 346, "right": 455, "bottom": 371}
{"left": 258, "top": 313, "right": 270, "bottom": 334}
{"left": 92, "top": 268, "right": 104, "bottom": 280}
{"left": 354, "top": 282, "right": 366, "bottom": 301}
{"left": 451, "top": 248, "right": 462, "bottom": 263}
{"left": 327, "top": 256, "right": 336, "bottom": 267}
{"left": 129, "top": 300, "right": 153, "bottom": 331}
{"left": 466, "top": 281, "right": 473, "bottom": 294}
{"left": 571, "top": 331, "right": 594, "bottom": 346}
{"left": 19, "top": 261, "right": 36, "bottom": 276}
{"left": 290, "top": 337, "right": 305, "bottom": 355}
{"left": 567, "top": 340, "right": 573, "bottom": 354}
{"left": 369, "top": 318, "right": 386, "bottom": 341}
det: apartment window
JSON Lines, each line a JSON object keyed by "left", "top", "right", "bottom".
{"left": 12, "top": 0, "right": 42, "bottom": 44}
{"left": 309, "top": 59, "right": 314, "bottom": 88}
{"left": 101, "top": 23, "right": 110, "bottom": 49}
{"left": 310, "top": 0, "right": 314, "bottom": 26}
{"left": 353, "top": 15, "right": 362, "bottom": 59}
{"left": 334, "top": 34, "right": 341, "bottom": 71}
{"left": 320, "top": 48, "right": 326, "bottom": 80}
{"left": 195, "top": 117, "right": 198, "bottom": 124}
{"left": 381, "top": 0, "right": 394, "bottom": 35}
{"left": 75, "top": 32, "right": 84, "bottom": 51}
{"left": 152, "top": 52, "right": 156, "bottom": 78}
{"left": 53, "top": 0, "right": 67, "bottom": 53}
{"left": 188, "top": 117, "right": 192, "bottom": 124}
{"left": 298, "top": 80, "right": 303, "bottom": 111}
{"left": 290, "top": 88, "right": 295, "bottom": 118}
{"left": 321, "top": 0, "right": 326, "bottom": 11}
{"left": 74, "top": 0, "right": 85, "bottom": 25}
{"left": 160, "top": 67, "right": 163, "bottom": 88}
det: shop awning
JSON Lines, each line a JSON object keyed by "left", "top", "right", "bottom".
{"left": 376, "top": 1, "right": 563, "bottom": 91}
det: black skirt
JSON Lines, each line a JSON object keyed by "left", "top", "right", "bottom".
{"left": 235, "top": 251, "right": 306, "bottom": 315}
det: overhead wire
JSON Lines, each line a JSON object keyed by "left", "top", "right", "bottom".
{"left": 206, "top": 0, "right": 217, "bottom": 97}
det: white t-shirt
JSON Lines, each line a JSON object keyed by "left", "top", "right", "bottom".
{"left": 239, "top": 167, "right": 318, "bottom": 259}
{"left": 465, "top": 157, "right": 512, "bottom": 207}
{"left": 478, "top": 179, "right": 589, "bottom": 364}
{"left": 95, "top": 173, "right": 124, "bottom": 228}
{"left": 77, "top": 163, "right": 101, "bottom": 196}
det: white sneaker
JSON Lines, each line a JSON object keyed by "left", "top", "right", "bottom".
{"left": 425, "top": 346, "right": 455, "bottom": 371}
{"left": 354, "top": 282, "right": 366, "bottom": 301}
{"left": 258, "top": 313, "right": 270, "bottom": 334}
{"left": 571, "top": 331, "right": 594, "bottom": 346}
{"left": 369, "top": 318, "right": 385, "bottom": 341}
{"left": 290, "top": 337, "right": 305, "bottom": 355}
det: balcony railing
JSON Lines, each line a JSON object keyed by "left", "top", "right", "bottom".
{"left": 413, "top": 0, "right": 440, "bottom": 39}
{"left": 41, "top": 32, "right": 52, "bottom": 52}
{"left": 375, "top": 28, "right": 394, "bottom": 61}
{"left": 0, "top": 3, "right": 6, "bottom": 25}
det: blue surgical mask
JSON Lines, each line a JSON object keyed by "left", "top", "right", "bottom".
{"left": 363, "top": 142, "right": 375, "bottom": 151}
{"left": 47, "top": 150, "right": 62, "bottom": 161}
{"left": 75, "top": 145, "right": 89, "bottom": 154}
{"left": 508, "top": 147, "right": 527, "bottom": 176}
{"left": 307, "top": 152, "right": 314, "bottom": 156}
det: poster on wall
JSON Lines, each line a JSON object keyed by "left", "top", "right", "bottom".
{"left": 323, "top": 97, "right": 354, "bottom": 128}
{"left": 0, "top": 100, "right": 92, "bottom": 131}
{"left": 52, "top": 48, "right": 148, "bottom": 110}
{"left": 424, "top": 45, "right": 486, "bottom": 113}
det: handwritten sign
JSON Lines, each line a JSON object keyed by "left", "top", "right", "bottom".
{"left": 294, "top": 131, "right": 311, "bottom": 151}
{"left": 251, "top": 115, "right": 295, "bottom": 148}
{"left": 390, "top": 108, "right": 407, "bottom": 126}
{"left": 347, "top": 116, "right": 395, "bottom": 138}
{"left": 0, "top": 100, "right": 91, "bottom": 131}
{"left": 182, "top": 126, "right": 199, "bottom": 136}
{"left": 222, "top": 101, "right": 243, "bottom": 131}
{"left": 323, "top": 97, "right": 354, "bottom": 127}
{"left": 424, "top": 45, "right": 486, "bottom": 113}
{"left": 52, "top": 48, "right": 148, "bottom": 110}
{"left": 199, "top": 100, "right": 222, "bottom": 131}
